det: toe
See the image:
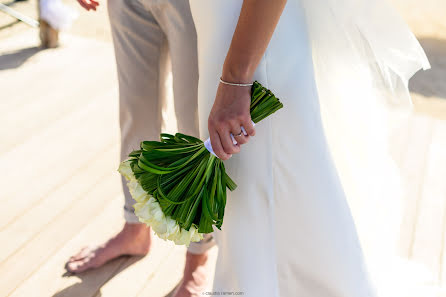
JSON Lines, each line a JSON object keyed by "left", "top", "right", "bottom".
{"left": 69, "top": 246, "right": 91, "bottom": 261}
{"left": 66, "top": 261, "right": 81, "bottom": 273}
{"left": 66, "top": 258, "right": 94, "bottom": 274}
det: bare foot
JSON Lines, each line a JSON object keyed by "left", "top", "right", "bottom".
{"left": 66, "top": 223, "right": 151, "bottom": 273}
{"left": 173, "top": 252, "right": 209, "bottom": 297}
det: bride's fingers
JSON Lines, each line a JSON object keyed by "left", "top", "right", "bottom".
{"left": 234, "top": 133, "right": 249, "bottom": 145}
{"left": 231, "top": 125, "right": 249, "bottom": 145}
{"left": 229, "top": 122, "right": 247, "bottom": 145}
{"left": 218, "top": 126, "right": 241, "bottom": 156}
{"left": 209, "top": 129, "right": 231, "bottom": 160}
{"left": 241, "top": 118, "right": 256, "bottom": 136}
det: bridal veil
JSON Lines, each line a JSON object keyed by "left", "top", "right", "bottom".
{"left": 300, "top": 0, "right": 430, "bottom": 295}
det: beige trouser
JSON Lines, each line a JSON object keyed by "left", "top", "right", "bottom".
{"left": 108, "top": 0, "right": 215, "bottom": 254}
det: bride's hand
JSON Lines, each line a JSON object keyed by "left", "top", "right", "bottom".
{"left": 206, "top": 0, "right": 286, "bottom": 160}
{"left": 208, "top": 82, "right": 256, "bottom": 160}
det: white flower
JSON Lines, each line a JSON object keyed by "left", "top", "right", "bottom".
{"left": 128, "top": 180, "right": 148, "bottom": 203}
{"left": 118, "top": 160, "right": 205, "bottom": 246}
{"left": 117, "top": 161, "right": 134, "bottom": 181}
{"left": 151, "top": 204, "right": 165, "bottom": 222}
{"left": 173, "top": 226, "right": 204, "bottom": 246}
{"left": 134, "top": 201, "right": 152, "bottom": 221}
{"left": 165, "top": 218, "right": 181, "bottom": 240}
{"left": 191, "top": 227, "right": 205, "bottom": 242}
{"left": 122, "top": 176, "right": 147, "bottom": 205}
{"left": 150, "top": 216, "right": 168, "bottom": 235}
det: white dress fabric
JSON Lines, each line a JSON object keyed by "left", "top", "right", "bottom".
{"left": 40, "top": 0, "right": 78, "bottom": 30}
{"left": 189, "top": 0, "right": 429, "bottom": 296}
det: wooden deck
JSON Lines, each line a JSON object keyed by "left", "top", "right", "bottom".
{"left": 0, "top": 31, "right": 445, "bottom": 297}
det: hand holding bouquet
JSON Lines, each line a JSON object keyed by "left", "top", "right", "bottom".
{"left": 118, "top": 81, "right": 283, "bottom": 246}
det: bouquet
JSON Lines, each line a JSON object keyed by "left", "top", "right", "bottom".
{"left": 118, "top": 81, "right": 283, "bottom": 246}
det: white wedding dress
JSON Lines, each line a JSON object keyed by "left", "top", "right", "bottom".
{"left": 189, "top": 0, "right": 430, "bottom": 296}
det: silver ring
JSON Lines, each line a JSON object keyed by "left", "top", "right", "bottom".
{"left": 234, "top": 131, "right": 243, "bottom": 137}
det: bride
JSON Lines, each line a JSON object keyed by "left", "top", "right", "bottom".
{"left": 189, "top": 0, "right": 429, "bottom": 296}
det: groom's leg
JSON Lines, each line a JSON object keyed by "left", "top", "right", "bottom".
{"left": 112, "top": 3, "right": 166, "bottom": 223}
{"left": 67, "top": 0, "right": 215, "bottom": 276}
{"left": 66, "top": 0, "right": 167, "bottom": 273}
{"left": 111, "top": 0, "right": 167, "bottom": 223}
{"left": 152, "top": 0, "right": 199, "bottom": 137}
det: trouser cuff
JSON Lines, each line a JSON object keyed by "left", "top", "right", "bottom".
{"left": 124, "top": 205, "right": 141, "bottom": 223}
{"left": 187, "top": 233, "right": 216, "bottom": 254}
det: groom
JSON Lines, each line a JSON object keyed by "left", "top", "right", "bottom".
{"left": 66, "top": 0, "right": 215, "bottom": 295}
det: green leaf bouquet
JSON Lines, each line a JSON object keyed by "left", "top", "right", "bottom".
{"left": 118, "top": 81, "right": 283, "bottom": 246}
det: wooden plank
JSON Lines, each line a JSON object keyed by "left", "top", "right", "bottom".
{"left": 388, "top": 110, "right": 412, "bottom": 167}
{"left": 0, "top": 32, "right": 115, "bottom": 116}
{"left": 0, "top": 40, "right": 116, "bottom": 153}
{"left": 136, "top": 246, "right": 186, "bottom": 297}
{"left": 136, "top": 246, "right": 218, "bottom": 297}
{"left": 0, "top": 73, "right": 116, "bottom": 154}
{"left": 0, "top": 88, "right": 119, "bottom": 229}
{"left": 8, "top": 195, "right": 126, "bottom": 297}
{"left": 411, "top": 119, "right": 446, "bottom": 287}
{"left": 397, "top": 115, "right": 435, "bottom": 258}
{"left": 0, "top": 50, "right": 111, "bottom": 117}
{"left": 0, "top": 145, "right": 118, "bottom": 264}
{"left": 0, "top": 173, "right": 122, "bottom": 296}
{"left": 91, "top": 238, "right": 180, "bottom": 297}
{"left": 436, "top": 120, "right": 446, "bottom": 287}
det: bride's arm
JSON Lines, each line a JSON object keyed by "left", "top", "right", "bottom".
{"left": 208, "top": 0, "right": 287, "bottom": 160}
{"left": 223, "top": 0, "right": 287, "bottom": 83}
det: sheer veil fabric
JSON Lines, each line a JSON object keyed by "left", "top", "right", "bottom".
{"left": 300, "top": 0, "right": 430, "bottom": 295}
